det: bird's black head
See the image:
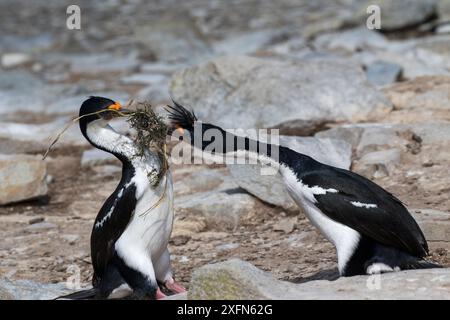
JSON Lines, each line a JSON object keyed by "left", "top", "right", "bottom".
{"left": 79, "top": 96, "right": 122, "bottom": 121}
{"left": 165, "top": 101, "right": 226, "bottom": 151}
{"left": 78, "top": 96, "right": 132, "bottom": 145}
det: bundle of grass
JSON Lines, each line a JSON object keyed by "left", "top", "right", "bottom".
{"left": 126, "top": 101, "right": 168, "bottom": 186}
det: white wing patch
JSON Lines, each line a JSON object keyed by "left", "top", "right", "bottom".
{"left": 350, "top": 201, "right": 378, "bottom": 209}
{"left": 309, "top": 185, "right": 339, "bottom": 195}
{"left": 280, "top": 167, "right": 340, "bottom": 204}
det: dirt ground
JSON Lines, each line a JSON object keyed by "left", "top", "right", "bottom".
{"left": 0, "top": 141, "right": 449, "bottom": 289}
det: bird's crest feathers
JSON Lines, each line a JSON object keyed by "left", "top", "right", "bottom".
{"left": 165, "top": 101, "right": 197, "bottom": 131}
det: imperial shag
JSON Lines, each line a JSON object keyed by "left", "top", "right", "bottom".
{"left": 166, "top": 102, "right": 441, "bottom": 276}
{"left": 62, "top": 97, "right": 185, "bottom": 299}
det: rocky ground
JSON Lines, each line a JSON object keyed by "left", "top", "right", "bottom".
{"left": 1, "top": 0, "right": 450, "bottom": 299}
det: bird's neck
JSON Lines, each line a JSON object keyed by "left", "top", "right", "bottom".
{"left": 187, "top": 123, "right": 306, "bottom": 172}
{"left": 85, "top": 120, "right": 136, "bottom": 162}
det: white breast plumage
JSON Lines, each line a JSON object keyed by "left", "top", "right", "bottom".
{"left": 280, "top": 165, "right": 360, "bottom": 273}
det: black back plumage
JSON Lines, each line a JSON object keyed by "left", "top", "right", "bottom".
{"left": 295, "top": 158, "right": 428, "bottom": 258}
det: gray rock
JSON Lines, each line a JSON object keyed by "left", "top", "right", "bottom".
{"left": 173, "top": 168, "right": 232, "bottom": 197}
{"left": 314, "top": 28, "right": 390, "bottom": 53}
{"left": 120, "top": 73, "right": 167, "bottom": 85}
{"left": 353, "top": 148, "right": 402, "bottom": 179}
{"left": 347, "top": 0, "right": 437, "bottom": 31}
{"left": 216, "top": 243, "right": 240, "bottom": 252}
{"left": 189, "top": 259, "right": 450, "bottom": 300}
{"left": 266, "top": 37, "right": 312, "bottom": 58}
{"left": 436, "top": 23, "right": 450, "bottom": 34}
{"left": 68, "top": 53, "right": 139, "bottom": 74}
{"left": 0, "top": 278, "right": 71, "bottom": 300}
{"left": 355, "top": 48, "right": 450, "bottom": 79}
{"left": 296, "top": 9, "right": 352, "bottom": 39}
{"left": 24, "top": 222, "right": 57, "bottom": 233}
{"left": 61, "top": 234, "right": 80, "bottom": 245}
{"left": 0, "top": 70, "right": 128, "bottom": 116}
{"left": 136, "top": 84, "right": 171, "bottom": 104}
{"left": 174, "top": 166, "right": 261, "bottom": 231}
{"left": 162, "top": 292, "right": 188, "bottom": 300}
{"left": 0, "top": 278, "right": 70, "bottom": 300}
{"left": 0, "top": 117, "right": 87, "bottom": 154}
{"left": 1, "top": 53, "right": 31, "bottom": 68}
{"left": 132, "top": 74, "right": 171, "bottom": 103}
{"left": 0, "top": 71, "right": 53, "bottom": 115}
{"left": 213, "top": 29, "right": 281, "bottom": 55}
{"left": 272, "top": 217, "right": 297, "bottom": 234}
{"left": 413, "top": 35, "right": 450, "bottom": 69}
{"left": 0, "top": 33, "right": 54, "bottom": 54}
{"left": 170, "top": 56, "right": 392, "bottom": 132}
{"left": 227, "top": 136, "right": 352, "bottom": 211}
{"left": 176, "top": 191, "right": 258, "bottom": 231}
{"left": 134, "top": 16, "right": 211, "bottom": 63}
{"left": 316, "top": 122, "right": 450, "bottom": 158}
{"left": 92, "top": 165, "right": 122, "bottom": 176}
{"left": 44, "top": 91, "right": 130, "bottom": 115}
{"left": 28, "top": 217, "right": 45, "bottom": 225}
{"left": 438, "top": 0, "right": 450, "bottom": 20}
{"left": 384, "top": 76, "right": 450, "bottom": 110}
{"left": 140, "top": 62, "right": 186, "bottom": 74}
{"left": 81, "top": 149, "right": 117, "bottom": 167}
{"left": 366, "top": 61, "right": 403, "bottom": 86}
{"left": 0, "top": 154, "right": 48, "bottom": 205}
{"left": 411, "top": 209, "right": 450, "bottom": 243}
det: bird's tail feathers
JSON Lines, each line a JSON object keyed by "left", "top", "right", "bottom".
{"left": 54, "top": 288, "right": 97, "bottom": 300}
{"left": 403, "top": 259, "right": 442, "bottom": 270}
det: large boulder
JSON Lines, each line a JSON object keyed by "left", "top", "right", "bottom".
{"left": 0, "top": 154, "right": 48, "bottom": 205}
{"left": 189, "top": 259, "right": 450, "bottom": 300}
{"left": 170, "top": 56, "right": 392, "bottom": 135}
{"left": 227, "top": 136, "right": 352, "bottom": 211}
{"left": 174, "top": 167, "right": 259, "bottom": 231}
{"left": 176, "top": 191, "right": 259, "bottom": 231}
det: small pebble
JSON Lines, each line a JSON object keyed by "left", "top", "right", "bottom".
{"left": 28, "top": 217, "right": 45, "bottom": 225}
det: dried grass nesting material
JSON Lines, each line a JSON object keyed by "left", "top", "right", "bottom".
{"left": 126, "top": 101, "right": 169, "bottom": 186}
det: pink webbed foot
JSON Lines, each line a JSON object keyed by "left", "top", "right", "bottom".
{"left": 156, "top": 287, "right": 166, "bottom": 300}
{"left": 164, "top": 278, "right": 186, "bottom": 294}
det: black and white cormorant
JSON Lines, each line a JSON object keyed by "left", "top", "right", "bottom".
{"left": 62, "top": 97, "right": 185, "bottom": 299}
{"left": 166, "top": 102, "right": 441, "bottom": 276}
